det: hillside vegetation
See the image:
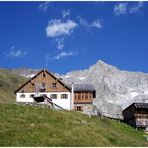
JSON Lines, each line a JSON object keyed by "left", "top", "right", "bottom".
{"left": 0, "top": 103, "right": 147, "bottom": 146}
{"left": 0, "top": 69, "right": 27, "bottom": 103}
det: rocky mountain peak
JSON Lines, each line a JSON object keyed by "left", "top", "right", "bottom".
{"left": 96, "top": 60, "right": 107, "bottom": 65}
{"left": 94, "top": 60, "right": 119, "bottom": 71}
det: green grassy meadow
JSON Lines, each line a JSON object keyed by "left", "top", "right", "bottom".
{"left": 0, "top": 103, "right": 147, "bottom": 147}
{"left": 0, "top": 68, "right": 27, "bottom": 103}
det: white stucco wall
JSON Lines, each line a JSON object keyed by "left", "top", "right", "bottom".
{"left": 16, "top": 92, "right": 71, "bottom": 110}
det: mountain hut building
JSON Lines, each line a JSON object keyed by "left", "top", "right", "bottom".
{"left": 123, "top": 103, "right": 148, "bottom": 128}
{"left": 15, "top": 69, "right": 96, "bottom": 113}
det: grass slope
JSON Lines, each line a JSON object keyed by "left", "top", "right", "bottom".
{"left": 0, "top": 104, "right": 147, "bottom": 146}
{"left": 0, "top": 69, "right": 27, "bottom": 103}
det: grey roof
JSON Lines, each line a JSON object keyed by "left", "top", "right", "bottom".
{"left": 124, "top": 103, "right": 148, "bottom": 111}
{"left": 134, "top": 103, "right": 148, "bottom": 109}
{"left": 67, "top": 84, "right": 95, "bottom": 91}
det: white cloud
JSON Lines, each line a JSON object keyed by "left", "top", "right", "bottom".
{"left": 38, "top": 2, "right": 51, "bottom": 12}
{"left": 91, "top": 19, "right": 102, "bottom": 28}
{"left": 62, "top": 9, "right": 71, "bottom": 18}
{"left": 46, "top": 19, "right": 78, "bottom": 38}
{"left": 55, "top": 37, "right": 65, "bottom": 50}
{"left": 129, "top": 1, "right": 144, "bottom": 14}
{"left": 114, "top": 3, "right": 128, "bottom": 16}
{"left": 79, "top": 17, "right": 102, "bottom": 29}
{"left": 52, "top": 51, "right": 78, "bottom": 60}
{"left": 5, "top": 46, "right": 27, "bottom": 58}
{"left": 114, "top": 2, "right": 144, "bottom": 16}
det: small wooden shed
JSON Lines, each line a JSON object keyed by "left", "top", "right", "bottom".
{"left": 123, "top": 103, "right": 148, "bottom": 128}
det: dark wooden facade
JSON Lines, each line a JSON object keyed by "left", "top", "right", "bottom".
{"left": 123, "top": 103, "right": 148, "bottom": 128}
{"left": 74, "top": 90, "right": 95, "bottom": 111}
{"left": 74, "top": 91, "right": 93, "bottom": 104}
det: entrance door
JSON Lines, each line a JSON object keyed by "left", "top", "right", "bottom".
{"left": 76, "top": 106, "right": 83, "bottom": 111}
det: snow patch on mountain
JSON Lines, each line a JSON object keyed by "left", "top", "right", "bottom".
{"left": 79, "top": 77, "right": 87, "bottom": 80}
{"left": 25, "top": 74, "right": 36, "bottom": 78}
{"left": 63, "top": 75, "right": 71, "bottom": 78}
{"left": 130, "top": 92, "right": 139, "bottom": 98}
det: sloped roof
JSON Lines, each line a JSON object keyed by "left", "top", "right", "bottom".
{"left": 67, "top": 84, "right": 95, "bottom": 91}
{"left": 134, "top": 103, "right": 148, "bottom": 109}
{"left": 124, "top": 102, "right": 148, "bottom": 111}
{"left": 15, "top": 69, "right": 71, "bottom": 93}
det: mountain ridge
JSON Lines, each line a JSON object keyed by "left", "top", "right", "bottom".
{"left": 0, "top": 68, "right": 27, "bottom": 103}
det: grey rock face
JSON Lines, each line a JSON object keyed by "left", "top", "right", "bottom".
{"left": 61, "top": 60, "right": 148, "bottom": 119}
{"left": 11, "top": 67, "right": 40, "bottom": 78}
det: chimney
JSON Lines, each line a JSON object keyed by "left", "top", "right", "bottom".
{"left": 71, "top": 82, "right": 74, "bottom": 110}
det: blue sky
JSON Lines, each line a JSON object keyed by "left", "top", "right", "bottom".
{"left": 0, "top": 1, "right": 148, "bottom": 74}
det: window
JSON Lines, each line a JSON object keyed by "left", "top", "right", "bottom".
{"left": 50, "top": 94, "right": 57, "bottom": 99}
{"left": 76, "top": 106, "right": 83, "bottom": 111}
{"left": 31, "top": 83, "right": 34, "bottom": 86}
{"left": 42, "top": 83, "right": 46, "bottom": 87}
{"left": 75, "top": 94, "right": 77, "bottom": 99}
{"left": 93, "top": 91, "right": 96, "bottom": 98}
{"left": 40, "top": 83, "right": 46, "bottom": 92}
{"left": 78, "top": 94, "right": 81, "bottom": 100}
{"left": 61, "top": 94, "right": 68, "bottom": 99}
{"left": 82, "top": 93, "right": 84, "bottom": 99}
{"left": 51, "top": 83, "right": 57, "bottom": 88}
{"left": 30, "top": 94, "right": 34, "bottom": 98}
{"left": 89, "top": 94, "right": 92, "bottom": 98}
{"left": 43, "top": 71, "right": 46, "bottom": 77}
{"left": 85, "top": 95, "right": 88, "bottom": 100}
{"left": 20, "top": 94, "right": 25, "bottom": 98}
{"left": 43, "top": 94, "right": 47, "bottom": 97}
